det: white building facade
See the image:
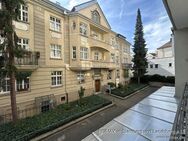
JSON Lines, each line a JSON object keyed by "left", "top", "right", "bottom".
{"left": 147, "top": 40, "right": 175, "bottom": 76}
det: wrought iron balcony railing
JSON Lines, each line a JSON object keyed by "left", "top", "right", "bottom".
{"left": 170, "top": 82, "right": 188, "bottom": 141}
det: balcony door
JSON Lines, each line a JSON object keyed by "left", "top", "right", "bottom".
{"left": 95, "top": 79, "right": 101, "bottom": 92}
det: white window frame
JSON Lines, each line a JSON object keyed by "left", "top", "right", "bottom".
{"left": 72, "top": 46, "right": 76, "bottom": 59}
{"left": 51, "top": 71, "right": 62, "bottom": 87}
{"left": 0, "top": 77, "right": 10, "bottom": 94}
{"left": 0, "top": 1, "right": 2, "bottom": 10}
{"left": 50, "top": 16, "right": 61, "bottom": 32}
{"left": 50, "top": 44, "right": 62, "bottom": 59}
{"left": 18, "top": 38, "right": 29, "bottom": 50}
{"left": 80, "top": 47, "right": 88, "bottom": 60}
{"left": 16, "top": 78, "right": 30, "bottom": 92}
{"left": 19, "top": 5, "right": 28, "bottom": 22}
{"left": 94, "top": 52, "right": 99, "bottom": 61}
{"left": 80, "top": 23, "right": 87, "bottom": 36}
{"left": 77, "top": 72, "right": 85, "bottom": 83}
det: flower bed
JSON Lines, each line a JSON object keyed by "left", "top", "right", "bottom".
{"left": 0, "top": 95, "right": 112, "bottom": 141}
{"left": 111, "top": 83, "right": 148, "bottom": 98}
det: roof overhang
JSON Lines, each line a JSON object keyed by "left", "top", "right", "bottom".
{"left": 163, "top": 0, "right": 188, "bottom": 30}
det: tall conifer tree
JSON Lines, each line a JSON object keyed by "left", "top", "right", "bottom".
{"left": 0, "top": 0, "right": 25, "bottom": 122}
{"left": 132, "top": 9, "right": 148, "bottom": 84}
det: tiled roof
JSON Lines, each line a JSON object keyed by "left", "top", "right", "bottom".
{"left": 157, "top": 40, "right": 172, "bottom": 49}
{"left": 71, "top": 0, "right": 97, "bottom": 12}
{"left": 42, "top": 0, "right": 70, "bottom": 13}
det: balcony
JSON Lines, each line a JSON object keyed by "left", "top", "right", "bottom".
{"left": 91, "top": 60, "right": 116, "bottom": 69}
{"left": 122, "top": 63, "right": 132, "bottom": 69}
{"left": 88, "top": 37, "right": 112, "bottom": 52}
{"left": 15, "top": 51, "right": 40, "bottom": 71}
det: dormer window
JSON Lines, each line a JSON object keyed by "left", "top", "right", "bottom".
{"left": 92, "top": 10, "right": 100, "bottom": 24}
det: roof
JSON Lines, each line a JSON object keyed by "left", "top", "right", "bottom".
{"left": 71, "top": 0, "right": 111, "bottom": 29}
{"left": 71, "top": 0, "right": 97, "bottom": 12}
{"left": 42, "top": 0, "right": 70, "bottom": 13}
{"left": 116, "top": 34, "right": 126, "bottom": 40}
{"left": 157, "top": 40, "right": 172, "bottom": 50}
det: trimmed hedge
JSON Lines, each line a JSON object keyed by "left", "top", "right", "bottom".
{"left": 0, "top": 95, "right": 112, "bottom": 141}
{"left": 111, "top": 83, "right": 148, "bottom": 98}
{"left": 131, "top": 74, "right": 175, "bottom": 84}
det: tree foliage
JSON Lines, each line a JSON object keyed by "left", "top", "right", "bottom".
{"left": 132, "top": 9, "right": 148, "bottom": 84}
{"left": 0, "top": 0, "right": 26, "bottom": 122}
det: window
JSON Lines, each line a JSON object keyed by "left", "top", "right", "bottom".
{"left": 80, "top": 47, "right": 88, "bottom": 60}
{"left": 80, "top": 23, "right": 87, "bottom": 36}
{"left": 111, "top": 54, "right": 115, "bottom": 62}
{"left": 51, "top": 71, "right": 62, "bottom": 86}
{"left": 16, "top": 78, "right": 29, "bottom": 92}
{"left": 155, "top": 64, "right": 158, "bottom": 69}
{"left": 41, "top": 100, "right": 50, "bottom": 113}
{"left": 0, "top": 77, "right": 10, "bottom": 93}
{"left": 150, "top": 64, "right": 153, "bottom": 69}
{"left": 116, "top": 56, "right": 119, "bottom": 64}
{"left": 61, "top": 96, "right": 66, "bottom": 102}
{"left": 94, "top": 52, "right": 99, "bottom": 61}
{"left": 77, "top": 72, "right": 85, "bottom": 83}
{"left": 92, "top": 10, "right": 100, "bottom": 24}
{"left": 169, "top": 63, "right": 172, "bottom": 67}
{"left": 72, "top": 46, "right": 76, "bottom": 59}
{"left": 116, "top": 70, "right": 120, "bottom": 78}
{"left": 19, "top": 5, "right": 28, "bottom": 22}
{"left": 107, "top": 70, "right": 112, "bottom": 80}
{"left": 18, "top": 38, "right": 29, "bottom": 50}
{"left": 94, "top": 69, "right": 101, "bottom": 76}
{"left": 0, "top": 1, "right": 2, "bottom": 10}
{"left": 50, "top": 16, "right": 61, "bottom": 32}
{"left": 50, "top": 44, "right": 61, "bottom": 59}
{"left": 124, "top": 69, "right": 129, "bottom": 78}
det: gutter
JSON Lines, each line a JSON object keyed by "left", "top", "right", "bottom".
{"left": 162, "top": 0, "right": 177, "bottom": 30}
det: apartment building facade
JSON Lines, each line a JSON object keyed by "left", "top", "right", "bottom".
{"left": 0, "top": 0, "right": 131, "bottom": 115}
{"left": 147, "top": 40, "right": 175, "bottom": 76}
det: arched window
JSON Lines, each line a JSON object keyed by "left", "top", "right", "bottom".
{"left": 92, "top": 10, "right": 100, "bottom": 24}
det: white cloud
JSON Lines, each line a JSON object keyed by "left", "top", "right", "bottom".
{"left": 144, "top": 14, "right": 172, "bottom": 53}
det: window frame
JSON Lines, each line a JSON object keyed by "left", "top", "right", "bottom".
{"left": 18, "top": 38, "right": 29, "bottom": 50}
{"left": 80, "top": 47, "right": 88, "bottom": 60}
{"left": 92, "top": 10, "right": 100, "bottom": 24}
{"left": 72, "top": 46, "right": 77, "bottom": 59}
{"left": 94, "top": 52, "right": 99, "bottom": 61}
{"left": 51, "top": 71, "right": 62, "bottom": 87}
{"left": 19, "top": 4, "right": 28, "bottom": 22}
{"left": 155, "top": 64, "right": 158, "bottom": 69}
{"left": 80, "top": 23, "right": 88, "bottom": 36}
{"left": 50, "top": 44, "right": 62, "bottom": 59}
{"left": 77, "top": 72, "right": 85, "bottom": 84}
{"left": 150, "top": 64, "right": 153, "bottom": 69}
{"left": 50, "top": 16, "right": 61, "bottom": 32}
{"left": 111, "top": 53, "right": 115, "bottom": 63}
{"left": 16, "top": 77, "right": 30, "bottom": 92}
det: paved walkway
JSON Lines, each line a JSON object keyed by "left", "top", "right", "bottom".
{"left": 43, "top": 86, "right": 159, "bottom": 141}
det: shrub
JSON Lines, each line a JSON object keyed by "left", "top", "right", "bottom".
{"left": 107, "top": 82, "right": 116, "bottom": 88}
{"left": 118, "top": 83, "right": 123, "bottom": 89}
{"left": 78, "top": 86, "right": 85, "bottom": 104}
{"left": 136, "top": 74, "right": 175, "bottom": 84}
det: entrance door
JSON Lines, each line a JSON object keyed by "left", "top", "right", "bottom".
{"left": 95, "top": 80, "right": 100, "bottom": 92}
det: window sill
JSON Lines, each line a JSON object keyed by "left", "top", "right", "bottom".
{"left": 80, "top": 34, "right": 88, "bottom": 38}
{"left": 50, "top": 57, "right": 62, "bottom": 60}
{"left": 16, "top": 20, "right": 30, "bottom": 25}
{"left": 51, "top": 85, "right": 63, "bottom": 89}
{"left": 49, "top": 29, "right": 62, "bottom": 34}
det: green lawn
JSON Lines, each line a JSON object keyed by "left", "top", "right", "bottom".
{"left": 111, "top": 83, "right": 148, "bottom": 98}
{"left": 0, "top": 95, "right": 112, "bottom": 141}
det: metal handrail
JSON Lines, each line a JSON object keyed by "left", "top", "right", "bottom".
{"left": 170, "top": 82, "right": 188, "bottom": 141}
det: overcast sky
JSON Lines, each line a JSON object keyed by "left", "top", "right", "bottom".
{"left": 50, "top": 0, "right": 172, "bottom": 52}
